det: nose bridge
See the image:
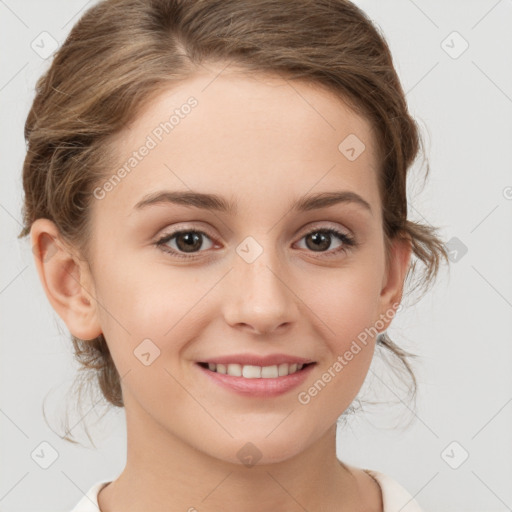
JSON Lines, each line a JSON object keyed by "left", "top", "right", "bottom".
{"left": 223, "top": 234, "right": 297, "bottom": 334}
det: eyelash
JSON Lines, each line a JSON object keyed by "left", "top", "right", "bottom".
{"left": 155, "top": 226, "right": 357, "bottom": 260}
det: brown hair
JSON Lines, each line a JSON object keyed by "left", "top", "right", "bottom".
{"left": 19, "top": 0, "right": 449, "bottom": 443}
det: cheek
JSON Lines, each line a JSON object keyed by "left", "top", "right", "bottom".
{"left": 305, "top": 263, "right": 383, "bottom": 346}
{"left": 92, "top": 256, "right": 208, "bottom": 367}
{"left": 294, "top": 273, "right": 381, "bottom": 424}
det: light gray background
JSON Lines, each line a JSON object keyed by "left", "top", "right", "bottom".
{"left": 1, "top": 1, "right": 511, "bottom": 511}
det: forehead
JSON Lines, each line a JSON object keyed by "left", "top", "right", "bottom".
{"left": 96, "top": 67, "right": 380, "bottom": 219}
{"left": 116, "top": 67, "right": 377, "bottom": 156}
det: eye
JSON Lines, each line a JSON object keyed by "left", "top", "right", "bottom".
{"left": 155, "top": 229, "right": 215, "bottom": 259}
{"left": 155, "top": 225, "right": 357, "bottom": 260}
{"left": 295, "top": 227, "right": 356, "bottom": 257}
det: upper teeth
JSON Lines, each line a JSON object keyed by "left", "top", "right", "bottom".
{"left": 207, "top": 363, "right": 304, "bottom": 378}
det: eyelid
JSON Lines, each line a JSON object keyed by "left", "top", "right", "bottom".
{"left": 155, "top": 222, "right": 217, "bottom": 242}
{"left": 155, "top": 221, "right": 351, "bottom": 243}
{"left": 297, "top": 220, "right": 351, "bottom": 237}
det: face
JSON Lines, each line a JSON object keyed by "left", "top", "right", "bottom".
{"left": 46, "top": 66, "right": 409, "bottom": 465}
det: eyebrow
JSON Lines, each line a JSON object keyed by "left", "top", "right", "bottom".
{"left": 133, "top": 190, "right": 372, "bottom": 215}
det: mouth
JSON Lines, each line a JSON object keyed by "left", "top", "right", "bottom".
{"left": 195, "top": 360, "right": 316, "bottom": 397}
{"left": 197, "top": 361, "right": 315, "bottom": 378}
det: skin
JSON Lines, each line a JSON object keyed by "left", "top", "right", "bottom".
{"left": 31, "top": 63, "right": 411, "bottom": 511}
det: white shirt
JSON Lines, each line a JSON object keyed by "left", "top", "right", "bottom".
{"left": 70, "top": 469, "right": 423, "bottom": 511}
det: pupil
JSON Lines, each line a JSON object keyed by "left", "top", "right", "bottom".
{"left": 178, "top": 232, "right": 201, "bottom": 252}
{"left": 307, "top": 232, "right": 329, "bottom": 251}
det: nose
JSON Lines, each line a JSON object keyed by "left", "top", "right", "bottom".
{"left": 222, "top": 246, "right": 299, "bottom": 336}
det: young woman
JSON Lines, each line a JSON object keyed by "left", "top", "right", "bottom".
{"left": 19, "top": 0, "right": 448, "bottom": 510}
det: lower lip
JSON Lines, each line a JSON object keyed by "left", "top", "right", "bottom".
{"left": 196, "top": 363, "right": 315, "bottom": 397}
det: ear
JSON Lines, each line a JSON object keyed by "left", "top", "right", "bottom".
{"left": 30, "top": 218, "right": 102, "bottom": 341}
{"left": 376, "top": 235, "right": 412, "bottom": 331}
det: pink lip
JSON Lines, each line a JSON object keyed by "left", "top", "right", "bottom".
{"left": 195, "top": 362, "right": 316, "bottom": 398}
{"left": 199, "top": 353, "right": 314, "bottom": 366}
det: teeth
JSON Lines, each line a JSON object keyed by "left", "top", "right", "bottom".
{"left": 227, "top": 363, "right": 242, "bottom": 377}
{"left": 261, "top": 365, "right": 278, "bottom": 378}
{"left": 242, "top": 365, "right": 261, "bottom": 379}
{"left": 204, "top": 362, "right": 306, "bottom": 378}
{"left": 278, "top": 363, "right": 288, "bottom": 377}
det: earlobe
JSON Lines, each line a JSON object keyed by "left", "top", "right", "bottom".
{"left": 30, "top": 218, "right": 102, "bottom": 341}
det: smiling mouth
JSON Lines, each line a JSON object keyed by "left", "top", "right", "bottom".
{"left": 197, "top": 362, "right": 315, "bottom": 379}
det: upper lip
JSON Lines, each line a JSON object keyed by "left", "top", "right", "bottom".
{"left": 199, "top": 353, "right": 315, "bottom": 366}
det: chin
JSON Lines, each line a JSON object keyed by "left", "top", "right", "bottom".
{"left": 199, "top": 434, "right": 309, "bottom": 468}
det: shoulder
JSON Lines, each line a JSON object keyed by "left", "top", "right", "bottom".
{"left": 362, "top": 468, "right": 424, "bottom": 512}
{"left": 69, "top": 481, "right": 111, "bottom": 512}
